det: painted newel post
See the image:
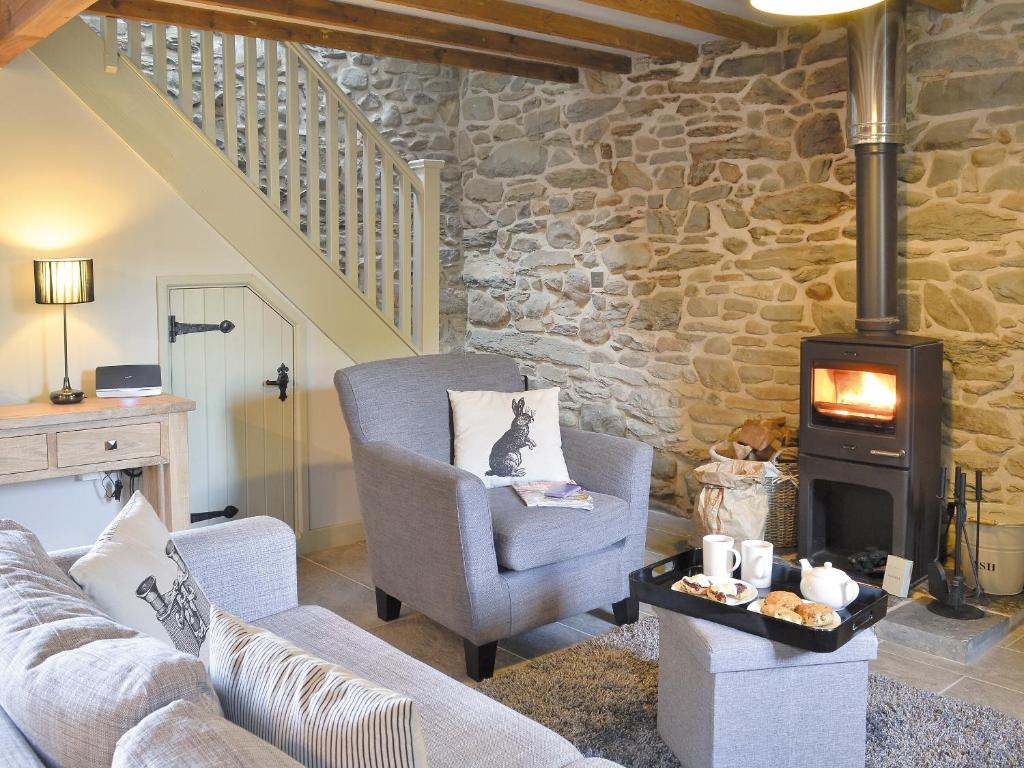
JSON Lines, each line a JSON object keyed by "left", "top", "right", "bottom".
{"left": 410, "top": 158, "right": 444, "bottom": 354}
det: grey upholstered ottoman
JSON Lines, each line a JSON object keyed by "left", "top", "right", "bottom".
{"left": 654, "top": 607, "right": 877, "bottom": 768}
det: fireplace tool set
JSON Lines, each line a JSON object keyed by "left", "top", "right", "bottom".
{"left": 927, "top": 466, "right": 985, "bottom": 620}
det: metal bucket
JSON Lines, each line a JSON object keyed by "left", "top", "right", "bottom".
{"left": 960, "top": 505, "right": 1024, "bottom": 596}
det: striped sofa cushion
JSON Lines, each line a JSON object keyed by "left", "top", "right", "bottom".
{"left": 209, "top": 607, "right": 429, "bottom": 768}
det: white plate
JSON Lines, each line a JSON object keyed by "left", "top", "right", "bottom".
{"left": 671, "top": 576, "right": 759, "bottom": 606}
{"left": 748, "top": 597, "right": 842, "bottom": 631}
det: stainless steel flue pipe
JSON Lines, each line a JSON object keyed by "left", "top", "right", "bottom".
{"left": 846, "top": 0, "right": 906, "bottom": 334}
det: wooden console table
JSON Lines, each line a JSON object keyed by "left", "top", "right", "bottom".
{"left": 0, "top": 395, "right": 195, "bottom": 531}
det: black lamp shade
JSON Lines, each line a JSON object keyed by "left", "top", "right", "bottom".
{"left": 34, "top": 258, "right": 95, "bottom": 305}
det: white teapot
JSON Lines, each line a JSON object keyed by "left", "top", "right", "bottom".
{"left": 799, "top": 559, "right": 860, "bottom": 610}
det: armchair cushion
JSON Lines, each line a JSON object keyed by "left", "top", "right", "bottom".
{"left": 488, "top": 487, "right": 630, "bottom": 572}
{"left": 449, "top": 388, "right": 570, "bottom": 488}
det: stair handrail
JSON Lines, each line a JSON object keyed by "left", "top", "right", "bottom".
{"left": 288, "top": 43, "right": 424, "bottom": 198}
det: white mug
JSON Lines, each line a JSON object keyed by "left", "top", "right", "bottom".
{"left": 703, "top": 534, "right": 742, "bottom": 579}
{"left": 741, "top": 540, "right": 774, "bottom": 590}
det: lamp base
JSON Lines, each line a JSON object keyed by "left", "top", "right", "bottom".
{"left": 50, "top": 387, "right": 85, "bottom": 405}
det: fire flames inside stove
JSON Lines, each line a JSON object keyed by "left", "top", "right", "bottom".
{"left": 812, "top": 367, "right": 897, "bottom": 427}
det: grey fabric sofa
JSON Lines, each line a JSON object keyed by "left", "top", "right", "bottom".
{"left": 335, "top": 353, "right": 654, "bottom": 680}
{"left": 0, "top": 516, "right": 620, "bottom": 768}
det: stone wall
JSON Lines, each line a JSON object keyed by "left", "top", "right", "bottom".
{"left": 456, "top": 0, "right": 1024, "bottom": 516}
{"left": 902, "top": 0, "right": 1024, "bottom": 504}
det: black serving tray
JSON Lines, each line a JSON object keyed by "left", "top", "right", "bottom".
{"left": 630, "top": 549, "right": 888, "bottom": 653}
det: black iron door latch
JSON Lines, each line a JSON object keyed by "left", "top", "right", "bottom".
{"left": 169, "top": 315, "right": 236, "bottom": 343}
{"left": 265, "top": 363, "right": 289, "bottom": 401}
{"left": 190, "top": 505, "right": 239, "bottom": 524}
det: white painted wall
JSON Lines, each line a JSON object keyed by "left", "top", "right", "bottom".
{"left": 0, "top": 53, "right": 361, "bottom": 550}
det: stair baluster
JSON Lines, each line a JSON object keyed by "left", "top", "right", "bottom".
{"left": 265, "top": 42, "right": 280, "bottom": 210}
{"left": 325, "top": 91, "right": 341, "bottom": 272}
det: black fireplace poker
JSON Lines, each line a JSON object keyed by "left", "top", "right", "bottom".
{"left": 927, "top": 466, "right": 985, "bottom": 621}
{"left": 927, "top": 466, "right": 948, "bottom": 599}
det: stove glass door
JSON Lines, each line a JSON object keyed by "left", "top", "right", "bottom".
{"left": 811, "top": 364, "right": 897, "bottom": 432}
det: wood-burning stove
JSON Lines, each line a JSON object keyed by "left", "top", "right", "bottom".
{"left": 798, "top": 1, "right": 944, "bottom": 585}
{"left": 799, "top": 334, "right": 942, "bottom": 583}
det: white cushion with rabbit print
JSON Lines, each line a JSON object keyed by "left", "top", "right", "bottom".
{"left": 448, "top": 388, "right": 571, "bottom": 489}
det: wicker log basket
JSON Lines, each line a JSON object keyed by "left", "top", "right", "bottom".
{"left": 767, "top": 450, "right": 798, "bottom": 549}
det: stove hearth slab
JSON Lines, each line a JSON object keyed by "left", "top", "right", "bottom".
{"left": 875, "top": 590, "right": 1024, "bottom": 664}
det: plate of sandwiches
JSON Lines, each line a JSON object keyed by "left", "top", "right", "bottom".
{"left": 747, "top": 590, "right": 842, "bottom": 630}
{"left": 671, "top": 573, "right": 758, "bottom": 606}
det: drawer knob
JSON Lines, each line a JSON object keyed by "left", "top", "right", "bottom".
{"left": 105, "top": 439, "right": 118, "bottom": 451}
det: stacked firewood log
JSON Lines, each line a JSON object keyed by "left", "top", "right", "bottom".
{"left": 714, "top": 417, "right": 798, "bottom": 462}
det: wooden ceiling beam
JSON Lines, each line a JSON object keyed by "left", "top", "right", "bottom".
{"left": 375, "top": 0, "right": 699, "bottom": 62}
{"left": 576, "top": 0, "right": 776, "bottom": 47}
{"left": 0, "top": 0, "right": 95, "bottom": 65}
{"left": 89, "top": 0, "right": 580, "bottom": 81}
{"left": 173, "top": 0, "right": 631, "bottom": 73}
{"left": 913, "top": 0, "right": 963, "bottom": 11}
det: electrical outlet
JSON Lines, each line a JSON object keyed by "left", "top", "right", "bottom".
{"left": 633, "top": 55, "right": 652, "bottom": 74}
{"left": 590, "top": 270, "right": 605, "bottom": 290}
{"left": 76, "top": 473, "right": 103, "bottom": 482}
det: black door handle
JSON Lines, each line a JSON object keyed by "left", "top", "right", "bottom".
{"left": 265, "top": 364, "right": 289, "bottom": 401}
{"left": 190, "top": 505, "right": 239, "bottom": 524}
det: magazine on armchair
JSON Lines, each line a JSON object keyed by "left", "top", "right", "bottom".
{"left": 513, "top": 481, "right": 594, "bottom": 510}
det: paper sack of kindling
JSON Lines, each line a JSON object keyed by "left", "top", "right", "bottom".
{"left": 693, "top": 460, "right": 779, "bottom": 543}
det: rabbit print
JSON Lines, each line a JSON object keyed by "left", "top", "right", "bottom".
{"left": 486, "top": 397, "right": 536, "bottom": 478}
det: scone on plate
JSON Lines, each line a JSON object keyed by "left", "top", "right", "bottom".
{"left": 762, "top": 603, "right": 802, "bottom": 624}
{"left": 706, "top": 587, "right": 728, "bottom": 603}
{"left": 795, "top": 602, "right": 834, "bottom": 628}
{"left": 762, "top": 590, "right": 802, "bottom": 610}
{"left": 733, "top": 582, "right": 754, "bottom": 602}
{"left": 672, "top": 574, "right": 711, "bottom": 596}
{"left": 707, "top": 580, "right": 738, "bottom": 603}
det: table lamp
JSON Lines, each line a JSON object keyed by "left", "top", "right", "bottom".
{"left": 34, "top": 257, "right": 94, "bottom": 405}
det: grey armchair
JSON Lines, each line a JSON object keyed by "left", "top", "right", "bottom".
{"left": 335, "top": 353, "right": 653, "bottom": 680}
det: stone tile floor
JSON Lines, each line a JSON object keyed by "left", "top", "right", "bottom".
{"left": 297, "top": 510, "right": 1024, "bottom": 722}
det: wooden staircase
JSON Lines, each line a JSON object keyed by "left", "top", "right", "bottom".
{"left": 33, "top": 17, "right": 441, "bottom": 361}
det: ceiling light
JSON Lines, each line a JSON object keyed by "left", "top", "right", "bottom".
{"left": 750, "top": 0, "right": 883, "bottom": 16}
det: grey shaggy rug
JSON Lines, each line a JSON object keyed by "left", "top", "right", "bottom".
{"left": 476, "top": 616, "right": 1024, "bottom": 768}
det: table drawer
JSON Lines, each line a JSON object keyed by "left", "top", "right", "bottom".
{"left": 0, "top": 434, "right": 49, "bottom": 475}
{"left": 57, "top": 422, "right": 162, "bottom": 468}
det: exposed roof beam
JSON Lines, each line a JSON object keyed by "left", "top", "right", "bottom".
{"left": 374, "top": 0, "right": 699, "bottom": 62}
{"left": 174, "top": 0, "right": 630, "bottom": 72}
{"left": 89, "top": 0, "right": 580, "bottom": 81}
{"left": 576, "top": 0, "right": 776, "bottom": 47}
{"left": 913, "top": 0, "right": 963, "bottom": 11}
{"left": 0, "top": 0, "right": 94, "bottom": 65}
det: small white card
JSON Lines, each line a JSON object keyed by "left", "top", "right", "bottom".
{"left": 882, "top": 555, "right": 914, "bottom": 598}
